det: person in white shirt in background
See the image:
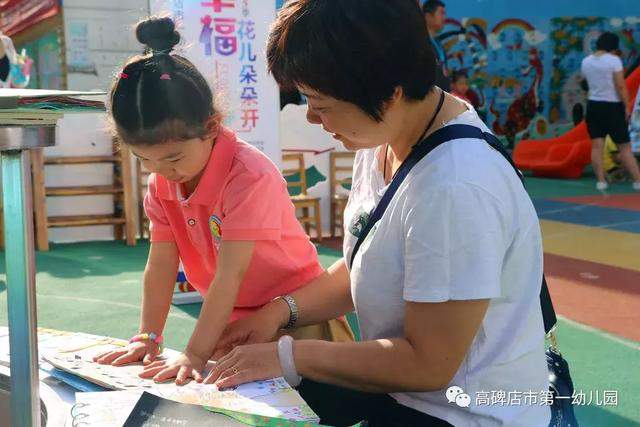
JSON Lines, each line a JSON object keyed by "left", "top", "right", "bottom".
{"left": 207, "top": 1, "right": 550, "bottom": 426}
{"left": 581, "top": 31, "right": 640, "bottom": 191}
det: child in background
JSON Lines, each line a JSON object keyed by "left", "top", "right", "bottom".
{"left": 94, "top": 16, "right": 352, "bottom": 385}
{"left": 450, "top": 69, "right": 471, "bottom": 104}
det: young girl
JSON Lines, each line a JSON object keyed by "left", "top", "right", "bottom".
{"left": 94, "top": 16, "right": 352, "bottom": 385}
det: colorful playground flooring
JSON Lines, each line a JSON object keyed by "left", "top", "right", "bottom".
{"left": 527, "top": 179, "right": 640, "bottom": 425}
{"left": 533, "top": 185, "right": 640, "bottom": 343}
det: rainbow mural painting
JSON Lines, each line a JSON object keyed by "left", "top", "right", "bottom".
{"left": 434, "top": 11, "right": 640, "bottom": 147}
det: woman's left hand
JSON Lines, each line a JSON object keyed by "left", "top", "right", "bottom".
{"left": 204, "top": 342, "right": 283, "bottom": 387}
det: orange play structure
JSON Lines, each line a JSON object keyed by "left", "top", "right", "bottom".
{"left": 514, "top": 66, "right": 640, "bottom": 179}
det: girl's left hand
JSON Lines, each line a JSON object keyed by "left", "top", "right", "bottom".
{"left": 139, "top": 351, "right": 207, "bottom": 385}
{"left": 204, "top": 342, "right": 282, "bottom": 387}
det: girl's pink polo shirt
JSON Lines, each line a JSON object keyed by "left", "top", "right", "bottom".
{"left": 144, "top": 127, "right": 324, "bottom": 322}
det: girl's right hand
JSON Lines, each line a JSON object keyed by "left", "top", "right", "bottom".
{"left": 93, "top": 340, "right": 160, "bottom": 366}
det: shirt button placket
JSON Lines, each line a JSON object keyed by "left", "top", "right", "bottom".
{"left": 184, "top": 203, "right": 200, "bottom": 245}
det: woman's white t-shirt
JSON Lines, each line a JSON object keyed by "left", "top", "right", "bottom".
{"left": 581, "top": 53, "right": 624, "bottom": 102}
{"left": 343, "top": 109, "right": 550, "bottom": 426}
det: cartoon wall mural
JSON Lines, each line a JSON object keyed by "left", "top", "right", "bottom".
{"left": 439, "top": 18, "right": 551, "bottom": 148}
{"left": 438, "top": 18, "right": 489, "bottom": 112}
{"left": 437, "top": 13, "right": 640, "bottom": 148}
{"left": 485, "top": 19, "right": 547, "bottom": 148}
{"left": 549, "top": 17, "right": 640, "bottom": 127}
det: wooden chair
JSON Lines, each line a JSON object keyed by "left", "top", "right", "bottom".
{"left": 329, "top": 151, "right": 355, "bottom": 237}
{"left": 136, "top": 159, "right": 151, "bottom": 239}
{"left": 30, "top": 138, "right": 137, "bottom": 251}
{"left": 282, "top": 153, "right": 322, "bottom": 242}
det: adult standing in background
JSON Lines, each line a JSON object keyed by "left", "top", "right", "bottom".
{"left": 582, "top": 32, "right": 640, "bottom": 191}
{"left": 423, "top": 0, "right": 450, "bottom": 91}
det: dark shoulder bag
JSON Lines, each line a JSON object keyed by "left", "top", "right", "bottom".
{"left": 349, "top": 124, "right": 578, "bottom": 427}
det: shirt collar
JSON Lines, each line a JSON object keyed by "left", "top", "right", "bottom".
{"left": 154, "top": 127, "right": 238, "bottom": 205}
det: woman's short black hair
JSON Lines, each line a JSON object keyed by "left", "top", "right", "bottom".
{"left": 267, "top": 0, "right": 437, "bottom": 121}
{"left": 109, "top": 16, "right": 219, "bottom": 146}
{"left": 595, "top": 32, "right": 620, "bottom": 53}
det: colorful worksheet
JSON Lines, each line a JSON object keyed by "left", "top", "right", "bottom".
{"left": 37, "top": 329, "right": 318, "bottom": 423}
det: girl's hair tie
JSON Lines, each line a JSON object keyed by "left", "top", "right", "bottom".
{"left": 160, "top": 73, "right": 171, "bottom": 80}
{"left": 120, "top": 72, "right": 129, "bottom": 79}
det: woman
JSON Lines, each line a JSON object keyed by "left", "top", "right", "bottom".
{"left": 581, "top": 32, "right": 640, "bottom": 191}
{"left": 208, "top": 1, "right": 549, "bottom": 426}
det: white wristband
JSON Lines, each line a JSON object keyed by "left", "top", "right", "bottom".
{"left": 277, "top": 335, "right": 302, "bottom": 387}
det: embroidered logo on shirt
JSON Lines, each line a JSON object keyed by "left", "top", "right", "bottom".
{"left": 348, "top": 209, "right": 369, "bottom": 238}
{"left": 209, "top": 215, "right": 222, "bottom": 247}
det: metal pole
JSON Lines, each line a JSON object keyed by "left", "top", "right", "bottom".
{"left": 2, "top": 149, "right": 40, "bottom": 427}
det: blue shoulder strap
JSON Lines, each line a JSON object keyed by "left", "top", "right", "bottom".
{"left": 348, "top": 124, "right": 557, "bottom": 334}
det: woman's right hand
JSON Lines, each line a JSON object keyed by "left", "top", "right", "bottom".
{"left": 93, "top": 340, "right": 160, "bottom": 366}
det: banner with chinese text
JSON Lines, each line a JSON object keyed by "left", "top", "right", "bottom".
{"left": 151, "top": 0, "right": 281, "bottom": 165}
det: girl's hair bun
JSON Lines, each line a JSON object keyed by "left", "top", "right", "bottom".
{"left": 136, "top": 16, "right": 180, "bottom": 53}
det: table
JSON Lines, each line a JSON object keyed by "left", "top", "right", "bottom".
{"left": 0, "top": 125, "right": 56, "bottom": 427}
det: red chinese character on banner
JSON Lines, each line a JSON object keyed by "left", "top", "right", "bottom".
{"left": 201, "top": 0, "right": 235, "bottom": 13}
{"left": 241, "top": 109, "right": 259, "bottom": 130}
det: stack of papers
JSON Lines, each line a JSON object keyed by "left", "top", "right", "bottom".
{"left": 0, "top": 88, "right": 106, "bottom": 126}
{"left": 0, "top": 109, "right": 64, "bottom": 126}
